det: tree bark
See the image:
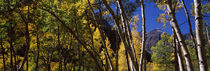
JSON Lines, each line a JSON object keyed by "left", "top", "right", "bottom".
{"left": 18, "top": 5, "right": 30, "bottom": 71}
{"left": 8, "top": 23, "right": 14, "bottom": 71}
{"left": 13, "top": 49, "right": 17, "bottom": 71}
{"left": 35, "top": 26, "right": 40, "bottom": 71}
{"left": 143, "top": 58, "right": 146, "bottom": 71}
{"left": 194, "top": 0, "right": 208, "bottom": 71}
{"left": 139, "top": 0, "right": 146, "bottom": 71}
{"left": 166, "top": 0, "right": 193, "bottom": 71}
{"left": 125, "top": 50, "right": 131, "bottom": 71}
{"left": 101, "top": 1, "right": 139, "bottom": 70}
{"left": 180, "top": 0, "right": 199, "bottom": 64}
{"left": 87, "top": 0, "right": 114, "bottom": 70}
{"left": 175, "top": 34, "right": 185, "bottom": 71}
{"left": 64, "top": 58, "right": 67, "bottom": 71}
{"left": 58, "top": 24, "right": 63, "bottom": 71}
{"left": 116, "top": 0, "right": 138, "bottom": 70}
{"left": 115, "top": 49, "right": 119, "bottom": 71}
{"left": 173, "top": 30, "right": 179, "bottom": 71}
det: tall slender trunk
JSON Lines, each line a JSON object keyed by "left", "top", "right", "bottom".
{"left": 123, "top": 4, "right": 138, "bottom": 71}
{"left": 125, "top": 50, "right": 131, "bottom": 71}
{"left": 194, "top": 0, "right": 208, "bottom": 71}
{"left": 35, "top": 26, "right": 40, "bottom": 71}
{"left": 18, "top": 4, "right": 30, "bottom": 71}
{"left": 58, "top": 24, "right": 62, "bottom": 71}
{"left": 115, "top": 49, "right": 119, "bottom": 71}
{"left": 98, "top": 12, "right": 114, "bottom": 71}
{"left": 8, "top": 23, "right": 14, "bottom": 71}
{"left": 5, "top": 0, "right": 14, "bottom": 70}
{"left": 117, "top": 0, "right": 138, "bottom": 70}
{"left": 105, "top": 55, "right": 109, "bottom": 71}
{"left": 166, "top": 0, "right": 193, "bottom": 71}
{"left": 26, "top": 56, "right": 28, "bottom": 71}
{"left": 64, "top": 58, "right": 67, "bottom": 71}
{"left": 143, "top": 58, "right": 146, "bottom": 71}
{"left": 101, "top": 0, "right": 139, "bottom": 70}
{"left": 1, "top": 38, "right": 6, "bottom": 71}
{"left": 115, "top": 34, "right": 119, "bottom": 71}
{"left": 175, "top": 34, "right": 185, "bottom": 71}
{"left": 180, "top": 0, "right": 199, "bottom": 64}
{"left": 173, "top": 30, "right": 179, "bottom": 71}
{"left": 13, "top": 49, "right": 17, "bottom": 71}
{"left": 26, "top": 4, "right": 30, "bottom": 71}
{"left": 9, "top": 37, "right": 13, "bottom": 71}
{"left": 139, "top": 0, "right": 146, "bottom": 71}
{"left": 87, "top": 0, "right": 114, "bottom": 70}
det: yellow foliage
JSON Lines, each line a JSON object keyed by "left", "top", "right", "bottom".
{"left": 150, "top": 63, "right": 164, "bottom": 71}
{"left": 118, "top": 42, "right": 129, "bottom": 71}
{"left": 83, "top": 19, "right": 88, "bottom": 24}
{"left": 131, "top": 31, "right": 142, "bottom": 62}
{"left": 51, "top": 62, "right": 59, "bottom": 71}
{"left": 93, "top": 28, "right": 102, "bottom": 49}
{"left": 54, "top": 0, "right": 58, "bottom": 4}
{"left": 117, "top": 30, "right": 142, "bottom": 71}
{"left": 105, "top": 37, "right": 114, "bottom": 56}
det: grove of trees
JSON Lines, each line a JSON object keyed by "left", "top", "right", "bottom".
{"left": 0, "top": 0, "right": 209, "bottom": 71}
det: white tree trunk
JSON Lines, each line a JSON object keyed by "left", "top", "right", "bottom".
{"left": 166, "top": 0, "right": 193, "bottom": 71}
{"left": 174, "top": 32, "right": 185, "bottom": 71}
{"left": 139, "top": 0, "right": 146, "bottom": 71}
{"left": 117, "top": 0, "right": 138, "bottom": 70}
{"left": 194, "top": 0, "right": 208, "bottom": 71}
{"left": 87, "top": 0, "right": 114, "bottom": 70}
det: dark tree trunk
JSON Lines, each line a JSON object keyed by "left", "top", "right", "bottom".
{"left": 13, "top": 49, "right": 17, "bottom": 71}
{"left": 18, "top": 5, "right": 31, "bottom": 71}
{"left": 35, "top": 26, "right": 40, "bottom": 71}
{"left": 58, "top": 24, "right": 63, "bottom": 71}
{"left": 64, "top": 58, "right": 67, "bottom": 71}
{"left": 125, "top": 50, "right": 131, "bottom": 71}
{"left": 8, "top": 23, "right": 14, "bottom": 71}
{"left": 173, "top": 30, "right": 179, "bottom": 71}
{"left": 115, "top": 50, "right": 119, "bottom": 71}
{"left": 143, "top": 58, "right": 146, "bottom": 71}
{"left": 9, "top": 38, "right": 13, "bottom": 71}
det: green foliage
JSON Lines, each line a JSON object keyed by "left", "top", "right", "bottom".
{"left": 151, "top": 33, "right": 173, "bottom": 71}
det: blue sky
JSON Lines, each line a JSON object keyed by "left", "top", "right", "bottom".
{"left": 133, "top": 0, "right": 210, "bottom": 35}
